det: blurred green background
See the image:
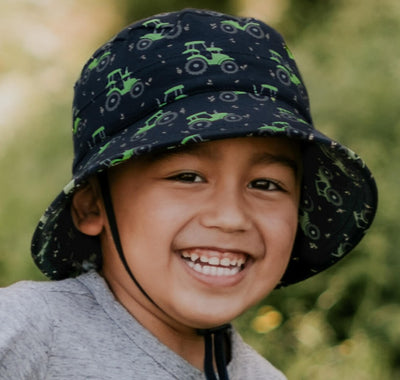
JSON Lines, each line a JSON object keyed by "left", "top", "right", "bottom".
{"left": 1, "top": 0, "right": 399, "bottom": 378}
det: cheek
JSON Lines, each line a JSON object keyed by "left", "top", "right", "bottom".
{"left": 258, "top": 202, "right": 299, "bottom": 266}
{"left": 118, "top": 194, "right": 194, "bottom": 253}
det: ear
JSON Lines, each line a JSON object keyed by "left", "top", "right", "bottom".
{"left": 71, "top": 178, "right": 104, "bottom": 236}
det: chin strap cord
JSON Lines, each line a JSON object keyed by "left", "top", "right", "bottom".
{"left": 197, "top": 325, "right": 231, "bottom": 380}
{"left": 98, "top": 171, "right": 155, "bottom": 305}
{"left": 98, "top": 171, "right": 230, "bottom": 380}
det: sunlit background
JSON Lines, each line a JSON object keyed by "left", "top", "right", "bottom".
{"left": 1, "top": 0, "right": 400, "bottom": 378}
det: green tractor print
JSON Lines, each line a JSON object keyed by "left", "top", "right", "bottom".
{"left": 299, "top": 209, "right": 321, "bottom": 241}
{"left": 331, "top": 242, "right": 352, "bottom": 258}
{"left": 298, "top": 192, "right": 321, "bottom": 241}
{"left": 105, "top": 68, "right": 144, "bottom": 112}
{"left": 157, "top": 85, "right": 187, "bottom": 107}
{"left": 219, "top": 84, "right": 278, "bottom": 103}
{"left": 353, "top": 207, "right": 373, "bottom": 229}
{"left": 319, "top": 144, "right": 364, "bottom": 180}
{"left": 269, "top": 49, "right": 307, "bottom": 99}
{"left": 81, "top": 51, "right": 111, "bottom": 84}
{"left": 181, "top": 134, "right": 204, "bottom": 145}
{"left": 220, "top": 20, "right": 264, "bottom": 39}
{"left": 315, "top": 167, "right": 343, "bottom": 206}
{"left": 183, "top": 41, "right": 239, "bottom": 75}
{"left": 73, "top": 117, "right": 82, "bottom": 135}
{"left": 258, "top": 121, "right": 290, "bottom": 133}
{"left": 249, "top": 84, "right": 278, "bottom": 101}
{"left": 137, "top": 19, "right": 182, "bottom": 50}
{"left": 135, "top": 109, "right": 179, "bottom": 136}
{"left": 186, "top": 111, "right": 242, "bottom": 130}
{"left": 275, "top": 107, "right": 308, "bottom": 124}
{"left": 88, "top": 126, "right": 107, "bottom": 149}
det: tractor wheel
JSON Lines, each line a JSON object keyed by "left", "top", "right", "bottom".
{"left": 276, "top": 68, "right": 291, "bottom": 86}
{"left": 165, "top": 23, "right": 182, "bottom": 39}
{"left": 219, "top": 92, "right": 238, "bottom": 102}
{"left": 157, "top": 111, "right": 178, "bottom": 125}
{"left": 326, "top": 188, "right": 343, "bottom": 206}
{"left": 185, "top": 58, "right": 207, "bottom": 75}
{"left": 130, "top": 82, "right": 145, "bottom": 98}
{"left": 223, "top": 113, "right": 242, "bottom": 122}
{"left": 220, "top": 23, "right": 237, "bottom": 34}
{"left": 137, "top": 39, "right": 152, "bottom": 50}
{"left": 80, "top": 68, "right": 91, "bottom": 84}
{"left": 96, "top": 55, "right": 110, "bottom": 72}
{"left": 105, "top": 92, "right": 121, "bottom": 112}
{"left": 246, "top": 25, "right": 264, "bottom": 39}
{"left": 304, "top": 223, "right": 321, "bottom": 240}
{"left": 301, "top": 194, "right": 314, "bottom": 212}
{"left": 189, "top": 121, "right": 211, "bottom": 130}
{"left": 221, "top": 60, "right": 238, "bottom": 74}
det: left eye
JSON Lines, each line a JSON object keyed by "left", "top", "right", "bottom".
{"left": 168, "top": 172, "right": 204, "bottom": 183}
{"left": 248, "top": 179, "right": 283, "bottom": 191}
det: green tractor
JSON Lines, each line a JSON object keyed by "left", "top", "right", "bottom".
{"left": 183, "top": 41, "right": 238, "bottom": 75}
{"left": 218, "top": 84, "right": 278, "bottom": 103}
{"left": 315, "top": 167, "right": 343, "bottom": 206}
{"left": 186, "top": 111, "right": 242, "bottom": 130}
{"left": 258, "top": 121, "right": 290, "bottom": 133}
{"left": 269, "top": 49, "right": 307, "bottom": 98}
{"left": 137, "top": 19, "right": 182, "bottom": 50}
{"left": 88, "top": 126, "right": 106, "bottom": 149}
{"left": 105, "top": 68, "right": 144, "bottom": 112}
{"left": 299, "top": 209, "right": 321, "bottom": 241}
{"left": 135, "top": 109, "right": 179, "bottom": 136}
{"left": 275, "top": 107, "right": 308, "bottom": 124}
{"left": 220, "top": 20, "right": 264, "bottom": 39}
{"left": 269, "top": 49, "right": 302, "bottom": 86}
{"left": 81, "top": 51, "right": 111, "bottom": 84}
{"left": 157, "top": 85, "right": 187, "bottom": 107}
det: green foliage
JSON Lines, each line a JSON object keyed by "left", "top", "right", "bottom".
{"left": 1, "top": 0, "right": 399, "bottom": 378}
{"left": 117, "top": 0, "right": 234, "bottom": 22}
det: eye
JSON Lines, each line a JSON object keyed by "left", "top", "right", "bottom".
{"left": 248, "top": 178, "right": 284, "bottom": 192}
{"left": 167, "top": 172, "right": 204, "bottom": 183}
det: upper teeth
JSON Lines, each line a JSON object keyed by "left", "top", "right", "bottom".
{"left": 181, "top": 251, "right": 246, "bottom": 267}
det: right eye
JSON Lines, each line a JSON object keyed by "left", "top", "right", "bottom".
{"left": 167, "top": 172, "right": 204, "bottom": 183}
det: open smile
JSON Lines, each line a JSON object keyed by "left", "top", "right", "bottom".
{"left": 180, "top": 248, "right": 248, "bottom": 277}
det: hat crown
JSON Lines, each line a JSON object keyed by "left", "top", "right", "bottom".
{"left": 72, "top": 9, "right": 310, "bottom": 173}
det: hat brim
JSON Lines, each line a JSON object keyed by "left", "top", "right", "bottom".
{"left": 32, "top": 91, "right": 377, "bottom": 285}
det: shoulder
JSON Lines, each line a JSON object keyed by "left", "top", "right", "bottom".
{"left": 229, "top": 329, "right": 287, "bottom": 380}
{"left": 0, "top": 276, "right": 94, "bottom": 379}
{"left": 0, "top": 275, "right": 91, "bottom": 318}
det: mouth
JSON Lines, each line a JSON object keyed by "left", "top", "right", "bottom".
{"left": 179, "top": 248, "right": 248, "bottom": 277}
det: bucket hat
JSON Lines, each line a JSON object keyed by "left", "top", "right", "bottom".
{"left": 31, "top": 8, "right": 377, "bottom": 287}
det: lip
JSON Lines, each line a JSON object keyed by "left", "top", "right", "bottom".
{"left": 175, "top": 247, "right": 252, "bottom": 287}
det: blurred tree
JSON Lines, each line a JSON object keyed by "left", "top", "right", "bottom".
{"left": 115, "top": 0, "right": 233, "bottom": 23}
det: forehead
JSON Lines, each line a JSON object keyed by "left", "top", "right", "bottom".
{"left": 147, "top": 137, "right": 300, "bottom": 160}
{"left": 135, "top": 136, "right": 302, "bottom": 174}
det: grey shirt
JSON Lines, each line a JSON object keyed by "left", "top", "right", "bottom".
{"left": 0, "top": 271, "right": 286, "bottom": 379}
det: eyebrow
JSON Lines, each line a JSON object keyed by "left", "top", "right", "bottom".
{"left": 250, "top": 152, "right": 300, "bottom": 178}
{"left": 146, "top": 143, "right": 301, "bottom": 177}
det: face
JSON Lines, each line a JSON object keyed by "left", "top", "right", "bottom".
{"left": 101, "top": 137, "right": 301, "bottom": 329}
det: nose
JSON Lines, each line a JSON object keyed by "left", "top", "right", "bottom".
{"left": 199, "top": 182, "right": 252, "bottom": 233}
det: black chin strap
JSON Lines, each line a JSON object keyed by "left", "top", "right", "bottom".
{"left": 98, "top": 171, "right": 231, "bottom": 380}
{"left": 98, "top": 171, "right": 154, "bottom": 304}
{"left": 197, "top": 325, "right": 231, "bottom": 380}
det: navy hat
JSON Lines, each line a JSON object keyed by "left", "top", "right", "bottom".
{"left": 31, "top": 8, "right": 377, "bottom": 286}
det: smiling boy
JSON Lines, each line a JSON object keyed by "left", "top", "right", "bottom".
{"left": 0, "top": 9, "right": 377, "bottom": 380}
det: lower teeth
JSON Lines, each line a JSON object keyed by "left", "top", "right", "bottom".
{"left": 185, "top": 261, "right": 240, "bottom": 276}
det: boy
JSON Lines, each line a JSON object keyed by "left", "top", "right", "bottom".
{"left": 0, "top": 9, "right": 377, "bottom": 380}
